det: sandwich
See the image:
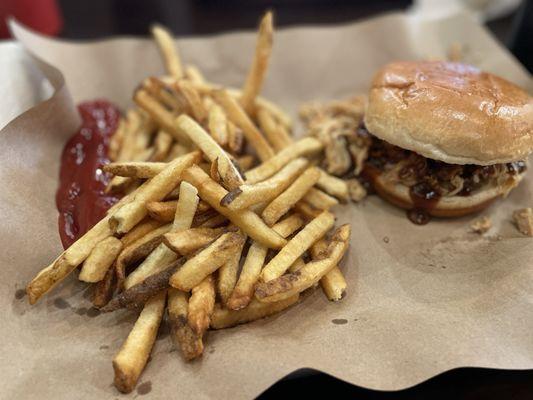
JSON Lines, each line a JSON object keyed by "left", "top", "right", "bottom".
{"left": 360, "top": 61, "right": 533, "bottom": 224}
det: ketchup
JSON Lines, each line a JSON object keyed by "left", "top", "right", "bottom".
{"left": 56, "top": 100, "right": 121, "bottom": 249}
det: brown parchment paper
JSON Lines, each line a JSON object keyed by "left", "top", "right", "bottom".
{"left": 2, "top": 11, "right": 533, "bottom": 399}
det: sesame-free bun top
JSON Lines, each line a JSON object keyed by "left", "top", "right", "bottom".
{"left": 364, "top": 61, "right": 533, "bottom": 165}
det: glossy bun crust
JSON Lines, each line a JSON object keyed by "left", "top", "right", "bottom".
{"left": 364, "top": 61, "right": 533, "bottom": 165}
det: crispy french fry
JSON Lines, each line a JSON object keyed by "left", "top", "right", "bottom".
{"left": 236, "top": 155, "right": 255, "bottom": 172}
{"left": 167, "top": 288, "right": 203, "bottom": 360}
{"left": 151, "top": 24, "right": 183, "bottom": 79}
{"left": 211, "top": 295, "right": 299, "bottom": 329}
{"left": 294, "top": 201, "right": 322, "bottom": 219}
{"left": 316, "top": 168, "right": 349, "bottom": 202}
{"left": 109, "top": 151, "right": 201, "bottom": 234}
{"left": 287, "top": 257, "right": 305, "bottom": 273}
{"left": 113, "top": 291, "right": 166, "bottom": 393}
{"left": 184, "top": 64, "right": 206, "bottom": 84}
{"left": 163, "top": 227, "right": 227, "bottom": 256}
{"left": 93, "top": 266, "right": 116, "bottom": 308}
{"left": 240, "top": 11, "right": 273, "bottom": 114}
{"left": 124, "top": 182, "right": 199, "bottom": 289}
{"left": 104, "top": 161, "right": 166, "bottom": 178}
{"left": 208, "top": 103, "right": 228, "bottom": 148}
{"left": 166, "top": 142, "right": 191, "bottom": 161}
{"left": 310, "top": 239, "right": 347, "bottom": 301}
{"left": 109, "top": 117, "right": 126, "bottom": 161}
{"left": 151, "top": 130, "right": 173, "bottom": 161}
{"left": 26, "top": 215, "right": 114, "bottom": 304}
{"left": 227, "top": 214, "right": 303, "bottom": 310}
{"left": 143, "top": 77, "right": 185, "bottom": 112}
{"left": 262, "top": 167, "right": 320, "bottom": 226}
{"left": 256, "top": 108, "right": 292, "bottom": 151}
{"left": 79, "top": 237, "right": 123, "bottom": 283}
{"left": 212, "top": 89, "right": 274, "bottom": 161}
{"left": 188, "top": 275, "right": 216, "bottom": 335}
{"left": 176, "top": 79, "right": 208, "bottom": 122}
{"left": 221, "top": 158, "right": 308, "bottom": 210}
{"left": 226, "top": 121, "right": 244, "bottom": 155}
{"left": 217, "top": 233, "right": 246, "bottom": 305}
{"left": 260, "top": 211, "right": 335, "bottom": 282}
{"left": 103, "top": 260, "right": 182, "bottom": 312}
{"left": 182, "top": 166, "right": 286, "bottom": 248}
{"left": 122, "top": 220, "right": 164, "bottom": 247}
{"left": 194, "top": 212, "right": 228, "bottom": 229}
{"left": 147, "top": 200, "right": 179, "bottom": 222}
{"left": 245, "top": 137, "right": 323, "bottom": 183}
{"left": 303, "top": 187, "right": 339, "bottom": 210}
{"left": 170, "top": 231, "right": 245, "bottom": 291}
{"left": 176, "top": 115, "right": 244, "bottom": 190}
{"left": 255, "top": 225, "right": 350, "bottom": 302}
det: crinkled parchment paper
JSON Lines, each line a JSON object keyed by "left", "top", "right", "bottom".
{"left": 1, "top": 11, "right": 532, "bottom": 399}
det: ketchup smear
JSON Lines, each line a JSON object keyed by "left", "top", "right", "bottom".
{"left": 56, "top": 100, "right": 121, "bottom": 249}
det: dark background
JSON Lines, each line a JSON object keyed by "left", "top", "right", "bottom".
{"left": 6, "top": 0, "right": 533, "bottom": 398}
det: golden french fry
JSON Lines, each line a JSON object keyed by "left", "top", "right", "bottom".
{"left": 151, "top": 24, "right": 183, "bottom": 79}
{"left": 227, "top": 214, "right": 303, "bottom": 310}
{"left": 260, "top": 211, "right": 335, "bottom": 282}
{"left": 151, "top": 130, "right": 173, "bottom": 161}
{"left": 221, "top": 158, "right": 308, "bottom": 210}
{"left": 147, "top": 200, "right": 179, "bottom": 222}
{"left": 212, "top": 89, "right": 274, "bottom": 161}
{"left": 256, "top": 108, "right": 292, "bottom": 151}
{"left": 240, "top": 11, "right": 273, "bottom": 114}
{"left": 113, "top": 291, "right": 166, "bottom": 393}
{"left": 124, "top": 182, "right": 199, "bottom": 289}
{"left": 208, "top": 103, "right": 229, "bottom": 148}
{"left": 163, "top": 227, "right": 227, "bottom": 256}
{"left": 109, "top": 117, "right": 126, "bottom": 162}
{"left": 256, "top": 225, "right": 350, "bottom": 302}
{"left": 93, "top": 266, "right": 116, "bottom": 308}
{"left": 104, "top": 161, "right": 166, "bottom": 178}
{"left": 167, "top": 288, "right": 204, "bottom": 360}
{"left": 170, "top": 231, "right": 245, "bottom": 291}
{"left": 262, "top": 167, "right": 320, "bottom": 226}
{"left": 79, "top": 237, "right": 123, "bottom": 283}
{"left": 166, "top": 142, "right": 191, "bottom": 161}
{"left": 181, "top": 165, "right": 286, "bottom": 248}
{"left": 143, "top": 77, "right": 185, "bottom": 112}
{"left": 109, "top": 151, "right": 201, "bottom": 234}
{"left": 194, "top": 212, "right": 228, "bottom": 229}
{"left": 287, "top": 257, "right": 306, "bottom": 273}
{"left": 226, "top": 120, "right": 244, "bottom": 155}
{"left": 176, "top": 115, "right": 244, "bottom": 190}
{"left": 176, "top": 79, "right": 208, "bottom": 122}
{"left": 293, "top": 201, "right": 322, "bottom": 219}
{"left": 184, "top": 64, "right": 206, "bottom": 84}
{"left": 26, "top": 215, "right": 114, "bottom": 304}
{"left": 245, "top": 137, "right": 323, "bottom": 183}
{"left": 121, "top": 220, "right": 164, "bottom": 248}
{"left": 188, "top": 275, "right": 216, "bottom": 335}
{"left": 310, "top": 236, "right": 347, "bottom": 302}
{"left": 236, "top": 155, "right": 255, "bottom": 172}
{"left": 316, "top": 168, "right": 349, "bottom": 202}
{"left": 217, "top": 232, "right": 246, "bottom": 305}
{"left": 303, "top": 187, "right": 339, "bottom": 210}
{"left": 211, "top": 295, "right": 299, "bottom": 329}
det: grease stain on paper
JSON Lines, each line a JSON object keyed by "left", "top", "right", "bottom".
{"left": 137, "top": 381, "right": 152, "bottom": 395}
{"left": 331, "top": 318, "right": 348, "bottom": 325}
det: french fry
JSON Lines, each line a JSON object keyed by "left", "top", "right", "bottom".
{"left": 207, "top": 103, "right": 229, "bottom": 148}
{"left": 262, "top": 167, "right": 320, "bottom": 226}
{"left": 217, "top": 232, "right": 246, "bottom": 305}
{"left": 212, "top": 89, "right": 274, "bottom": 161}
{"left": 79, "top": 237, "right": 123, "bottom": 283}
{"left": 245, "top": 137, "right": 323, "bottom": 183}
{"left": 103, "top": 260, "right": 182, "bottom": 312}
{"left": 236, "top": 155, "right": 255, "bottom": 172}
{"left": 211, "top": 295, "right": 299, "bottom": 329}
{"left": 256, "top": 108, "right": 292, "bottom": 151}
{"left": 147, "top": 199, "right": 211, "bottom": 222}
{"left": 255, "top": 225, "right": 350, "bottom": 302}
{"left": 316, "top": 168, "right": 349, "bottom": 202}
{"left": 260, "top": 211, "right": 335, "bottom": 282}
{"left": 143, "top": 77, "right": 185, "bottom": 112}
{"left": 303, "top": 187, "right": 339, "bottom": 210}
{"left": 227, "top": 214, "right": 303, "bottom": 310}
{"left": 287, "top": 257, "right": 305, "bottom": 273}
{"left": 176, "top": 79, "right": 208, "bottom": 122}
{"left": 226, "top": 121, "right": 244, "bottom": 155}
{"left": 181, "top": 165, "right": 286, "bottom": 248}
{"left": 294, "top": 201, "right": 322, "bottom": 219}
{"left": 133, "top": 89, "right": 191, "bottom": 144}
{"left": 109, "top": 117, "right": 126, "bottom": 161}
{"left": 124, "top": 181, "right": 199, "bottom": 289}
{"left": 184, "top": 64, "right": 206, "bottom": 84}
{"left": 163, "top": 227, "right": 227, "bottom": 256}
{"left": 151, "top": 130, "right": 173, "bottom": 161}
{"left": 166, "top": 142, "right": 191, "bottom": 161}
{"left": 26, "top": 215, "right": 114, "bottom": 304}
{"left": 170, "top": 231, "right": 245, "bottom": 291}
{"left": 240, "top": 11, "right": 273, "bottom": 114}
{"left": 310, "top": 239, "right": 347, "bottom": 301}
{"left": 176, "top": 115, "right": 244, "bottom": 190}
{"left": 187, "top": 275, "right": 216, "bottom": 335}
{"left": 113, "top": 291, "right": 166, "bottom": 393}
{"left": 109, "top": 151, "right": 201, "bottom": 234}
{"left": 151, "top": 24, "right": 183, "bottom": 79}
{"left": 194, "top": 212, "right": 228, "bottom": 229}
{"left": 104, "top": 161, "right": 166, "bottom": 178}
{"left": 167, "top": 288, "right": 204, "bottom": 360}
{"left": 93, "top": 266, "right": 117, "bottom": 308}
{"left": 221, "top": 158, "right": 308, "bottom": 210}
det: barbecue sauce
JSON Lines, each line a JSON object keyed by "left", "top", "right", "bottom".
{"left": 56, "top": 101, "right": 121, "bottom": 249}
{"left": 407, "top": 182, "right": 441, "bottom": 225}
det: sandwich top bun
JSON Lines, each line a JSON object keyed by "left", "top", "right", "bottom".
{"left": 364, "top": 61, "right": 533, "bottom": 165}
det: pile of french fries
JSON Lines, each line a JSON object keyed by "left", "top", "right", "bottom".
{"left": 26, "top": 12, "right": 351, "bottom": 394}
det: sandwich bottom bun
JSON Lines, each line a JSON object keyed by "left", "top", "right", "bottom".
{"left": 372, "top": 173, "right": 524, "bottom": 218}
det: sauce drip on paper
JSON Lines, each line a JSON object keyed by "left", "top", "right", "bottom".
{"left": 56, "top": 100, "right": 121, "bottom": 249}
